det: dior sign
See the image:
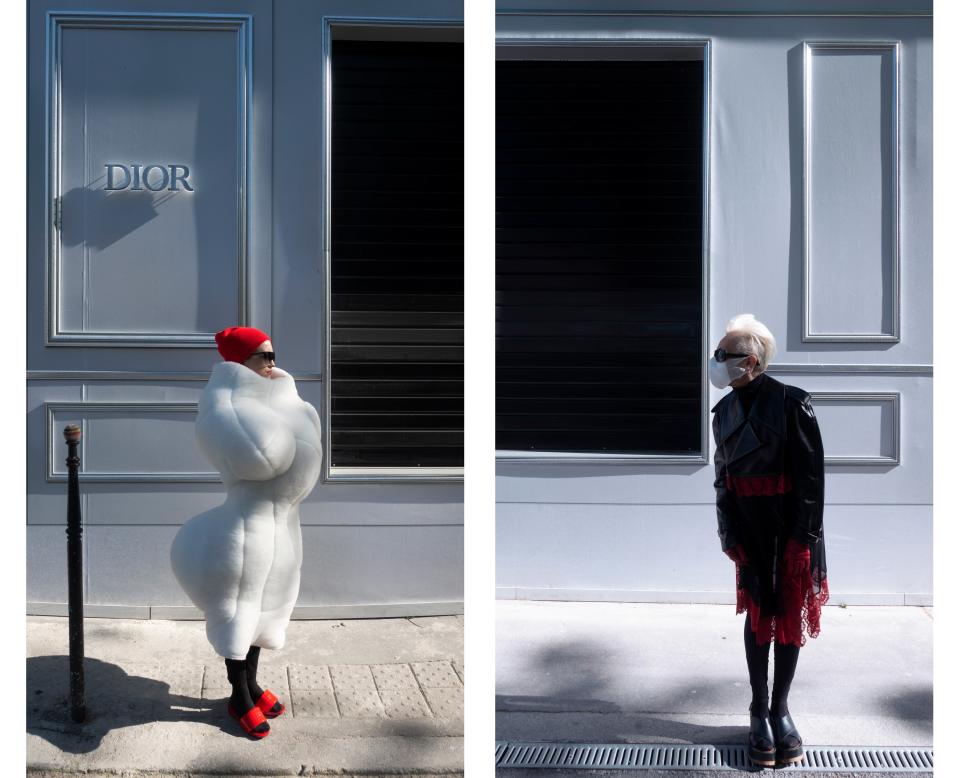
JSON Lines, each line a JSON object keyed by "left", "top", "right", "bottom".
{"left": 105, "top": 164, "right": 194, "bottom": 192}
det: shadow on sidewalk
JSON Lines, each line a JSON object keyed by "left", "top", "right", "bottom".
{"left": 877, "top": 687, "right": 933, "bottom": 724}
{"left": 27, "top": 655, "right": 249, "bottom": 753}
{"left": 497, "top": 694, "right": 747, "bottom": 745}
{"left": 497, "top": 638, "right": 749, "bottom": 745}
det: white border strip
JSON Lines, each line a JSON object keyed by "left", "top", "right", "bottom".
{"left": 28, "top": 601, "right": 465, "bottom": 620}
{"left": 495, "top": 587, "right": 931, "bottom": 606}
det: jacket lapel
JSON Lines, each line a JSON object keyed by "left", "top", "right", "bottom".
{"left": 713, "top": 374, "right": 785, "bottom": 465}
{"left": 714, "top": 394, "right": 745, "bottom": 444}
{"left": 727, "top": 420, "right": 763, "bottom": 464}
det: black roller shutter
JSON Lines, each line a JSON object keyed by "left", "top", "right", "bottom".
{"left": 496, "top": 58, "right": 704, "bottom": 455}
{"left": 331, "top": 39, "right": 463, "bottom": 468}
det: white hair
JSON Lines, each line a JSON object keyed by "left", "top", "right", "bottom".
{"left": 724, "top": 313, "right": 777, "bottom": 372}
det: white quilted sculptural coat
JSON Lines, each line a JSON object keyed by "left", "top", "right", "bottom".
{"left": 170, "top": 361, "right": 323, "bottom": 659}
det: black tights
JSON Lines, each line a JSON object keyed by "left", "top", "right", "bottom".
{"left": 743, "top": 615, "right": 800, "bottom": 720}
{"left": 224, "top": 645, "right": 266, "bottom": 714}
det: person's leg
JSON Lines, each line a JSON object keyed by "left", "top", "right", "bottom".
{"left": 743, "top": 614, "right": 776, "bottom": 764}
{"left": 744, "top": 614, "right": 771, "bottom": 715}
{"left": 771, "top": 640, "right": 801, "bottom": 748}
{"left": 246, "top": 645, "right": 285, "bottom": 716}
{"left": 246, "top": 645, "right": 265, "bottom": 700}
{"left": 225, "top": 658, "right": 270, "bottom": 735}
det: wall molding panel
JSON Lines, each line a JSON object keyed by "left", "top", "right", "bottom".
{"left": 45, "top": 401, "right": 219, "bottom": 482}
{"left": 45, "top": 12, "right": 252, "bottom": 347}
{"left": 809, "top": 391, "right": 901, "bottom": 465}
{"left": 802, "top": 40, "right": 901, "bottom": 343}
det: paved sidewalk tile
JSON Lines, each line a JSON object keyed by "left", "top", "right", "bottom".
{"left": 453, "top": 659, "right": 464, "bottom": 683}
{"left": 330, "top": 664, "right": 386, "bottom": 719}
{"left": 87, "top": 660, "right": 158, "bottom": 684}
{"left": 412, "top": 660, "right": 462, "bottom": 688}
{"left": 335, "top": 687, "right": 388, "bottom": 718}
{"left": 371, "top": 662, "right": 420, "bottom": 692}
{"left": 254, "top": 666, "right": 291, "bottom": 695}
{"left": 289, "top": 663, "right": 334, "bottom": 690}
{"left": 330, "top": 663, "right": 375, "bottom": 687}
{"left": 155, "top": 664, "right": 204, "bottom": 697}
{"left": 289, "top": 687, "right": 339, "bottom": 719}
{"left": 380, "top": 688, "right": 433, "bottom": 719}
{"left": 199, "top": 687, "right": 229, "bottom": 703}
{"left": 201, "top": 664, "right": 232, "bottom": 693}
{"left": 423, "top": 685, "right": 465, "bottom": 719}
{"left": 76, "top": 660, "right": 465, "bottom": 722}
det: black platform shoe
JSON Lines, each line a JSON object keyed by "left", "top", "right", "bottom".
{"left": 748, "top": 703, "right": 777, "bottom": 767}
{"left": 771, "top": 711, "right": 804, "bottom": 765}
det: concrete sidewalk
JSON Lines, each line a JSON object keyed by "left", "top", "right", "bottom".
{"left": 496, "top": 601, "right": 932, "bottom": 776}
{"left": 27, "top": 614, "right": 463, "bottom": 776}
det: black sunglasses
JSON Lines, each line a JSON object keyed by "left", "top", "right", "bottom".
{"left": 713, "top": 347, "right": 750, "bottom": 363}
{"left": 252, "top": 351, "right": 276, "bottom": 363}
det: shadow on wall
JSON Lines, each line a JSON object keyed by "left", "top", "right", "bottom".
{"left": 59, "top": 175, "right": 180, "bottom": 252}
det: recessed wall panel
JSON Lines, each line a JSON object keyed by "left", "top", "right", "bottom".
{"left": 50, "top": 16, "right": 249, "bottom": 345}
{"left": 47, "top": 402, "right": 217, "bottom": 481}
{"left": 804, "top": 42, "right": 899, "bottom": 341}
{"left": 810, "top": 392, "right": 900, "bottom": 464}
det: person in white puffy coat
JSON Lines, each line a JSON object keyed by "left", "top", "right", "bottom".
{"left": 170, "top": 326, "right": 322, "bottom": 739}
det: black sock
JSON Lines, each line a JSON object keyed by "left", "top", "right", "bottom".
{"left": 225, "top": 658, "right": 268, "bottom": 733}
{"left": 743, "top": 615, "right": 771, "bottom": 717}
{"left": 245, "top": 645, "right": 283, "bottom": 714}
{"left": 245, "top": 645, "right": 265, "bottom": 700}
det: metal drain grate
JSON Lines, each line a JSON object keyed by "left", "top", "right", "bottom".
{"left": 495, "top": 742, "right": 933, "bottom": 772}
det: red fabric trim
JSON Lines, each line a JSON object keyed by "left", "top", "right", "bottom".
{"left": 725, "top": 472, "right": 793, "bottom": 497}
{"left": 735, "top": 552, "right": 829, "bottom": 647}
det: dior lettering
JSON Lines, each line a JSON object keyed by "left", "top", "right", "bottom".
{"left": 104, "top": 164, "right": 194, "bottom": 192}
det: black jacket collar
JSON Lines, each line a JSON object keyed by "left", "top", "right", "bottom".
{"left": 711, "top": 373, "right": 786, "bottom": 445}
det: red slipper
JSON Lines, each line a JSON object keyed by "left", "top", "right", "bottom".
{"left": 227, "top": 702, "right": 270, "bottom": 739}
{"left": 255, "top": 688, "right": 286, "bottom": 718}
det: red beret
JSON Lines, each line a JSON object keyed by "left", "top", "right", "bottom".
{"left": 215, "top": 326, "right": 270, "bottom": 363}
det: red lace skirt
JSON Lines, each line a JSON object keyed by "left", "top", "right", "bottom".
{"left": 736, "top": 546, "right": 829, "bottom": 647}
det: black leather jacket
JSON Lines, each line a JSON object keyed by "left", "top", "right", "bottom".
{"left": 712, "top": 373, "right": 825, "bottom": 553}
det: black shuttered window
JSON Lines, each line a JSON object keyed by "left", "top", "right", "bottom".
{"left": 496, "top": 58, "right": 704, "bottom": 455}
{"left": 331, "top": 39, "right": 464, "bottom": 469}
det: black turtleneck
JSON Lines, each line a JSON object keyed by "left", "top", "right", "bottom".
{"left": 733, "top": 370, "right": 767, "bottom": 418}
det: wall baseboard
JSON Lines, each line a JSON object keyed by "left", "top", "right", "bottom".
{"left": 27, "top": 601, "right": 465, "bottom": 620}
{"left": 495, "top": 587, "right": 932, "bottom": 607}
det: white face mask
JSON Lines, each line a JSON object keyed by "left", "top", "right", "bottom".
{"left": 708, "top": 356, "right": 748, "bottom": 389}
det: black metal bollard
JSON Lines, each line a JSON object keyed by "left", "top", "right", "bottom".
{"left": 64, "top": 424, "right": 85, "bottom": 723}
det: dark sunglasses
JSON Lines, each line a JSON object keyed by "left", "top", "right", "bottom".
{"left": 252, "top": 351, "right": 275, "bottom": 363}
{"left": 713, "top": 347, "right": 750, "bottom": 363}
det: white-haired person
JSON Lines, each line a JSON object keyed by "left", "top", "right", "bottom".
{"left": 709, "top": 313, "right": 828, "bottom": 768}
